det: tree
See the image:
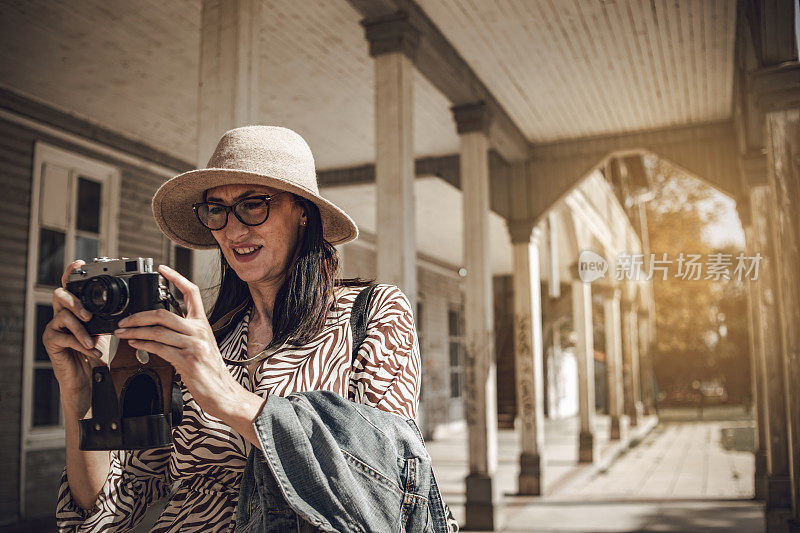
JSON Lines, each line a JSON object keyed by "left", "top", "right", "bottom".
{"left": 645, "top": 158, "right": 749, "bottom": 402}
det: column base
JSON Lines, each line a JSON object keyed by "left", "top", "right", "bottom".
{"left": 789, "top": 519, "right": 800, "bottom": 533}
{"left": 517, "top": 452, "right": 542, "bottom": 495}
{"left": 465, "top": 472, "right": 498, "bottom": 531}
{"left": 609, "top": 415, "right": 628, "bottom": 441}
{"left": 627, "top": 409, "right": 641, "bottom": 428}
{"left": 767, "top": 474, "right": 793, "bottom": 510}
{"left": 765, "top": 506, "right": 793, "bottom": 532}
{"left": 578, "top": 430, "right": 595, "bottom": 463}
{"left": 754, "top": 449, "right": 768, "bottom": 501}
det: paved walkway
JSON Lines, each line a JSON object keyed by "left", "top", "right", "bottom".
{"left": 427, "top": 418, "right": 763, "bottom": 532}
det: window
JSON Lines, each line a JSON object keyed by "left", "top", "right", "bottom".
{"left": 23, "top": 143, "right": 119, "bottom": 449}
{"left": 448, "top": 304, "right": 465, "bottom": 398}
{"left": 169, "top": 243, "right": 194, "bottom": 302}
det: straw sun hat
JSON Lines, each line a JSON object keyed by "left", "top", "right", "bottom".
{"left": 152, "top": 126, "right": 359, "bottom": 250}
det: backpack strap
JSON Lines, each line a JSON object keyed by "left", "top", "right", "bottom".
{"left": 349, "top": 284, "right": 378, "bottom": 364}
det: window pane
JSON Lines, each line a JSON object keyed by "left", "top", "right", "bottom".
{"left": 75, "top": 235, "right": 99, "bottom": 263}
{"left": 37, "top": 228, "right": 65, "bottom": 286}
{"left": 35, "top": 305, "right": 54, "bottom": 361}
{"left": 449, "top": 342, "right": 460, "bottom": 367}
{"left": 174, "top": 246, "right": 193, "bottom": 279}
{"left": 448, "top": 310, "right": 459, "bottom": 336}
{"left": 450, "top": 371, "right": 461, "bottom": 398}
{"left": 76, "top": 177, "right": 102, "bottom": 233}
{"left": 33, "top": 368, "right": 60, "bottom": 427}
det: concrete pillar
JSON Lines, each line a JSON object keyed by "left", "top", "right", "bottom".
{"left": 361, "top": 14, "right": 419, "bottom": 311}
{"left": 601, "top": 286, "right": 626, "bottom": 440}
{"left": 571, "top": 279, "right": 596, "bottom": 463}
{"left": 621, "top": 292, "right": 642, "bottom": 428}
{"left": 751, "top": 62, "right": 800, "bottom": 530}
{"left": 193, "top": 0, "right": 262, "bottom": 303}
{"left": 453, "top": 102, "right": 498, "bottom": 530}
{"left": 750, "top": 183, "right": 793, "bottom": 528}
{"left": 508, "top": 220, "right": 546, "bottom": 495}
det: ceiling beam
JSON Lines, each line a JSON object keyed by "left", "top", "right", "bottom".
{"left": 524, "top": 120, "right": 741, "bottom": 223}
{"left": 318, "top": 151, "right": 512, "bottom": 219}
{"left": 347, "top": 0, "right": 531, "bottom": 162}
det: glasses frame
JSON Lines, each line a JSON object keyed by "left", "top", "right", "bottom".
{"left": 192, "top": 192, "right": 287, "bottom": 231}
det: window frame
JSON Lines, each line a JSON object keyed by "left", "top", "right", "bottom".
{"left": 21, "top": 142, "right": 120, "bottom": 451}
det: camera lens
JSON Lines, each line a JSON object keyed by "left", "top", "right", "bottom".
{"left": 80, "top": 276, "right": 129, "bottom": 316}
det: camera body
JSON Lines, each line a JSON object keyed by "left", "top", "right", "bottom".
{"left": 66, "top": 257, "right": 183, "bottom": 450}
{"left": 66, "top": 257, "right": 170, "bottom": 335}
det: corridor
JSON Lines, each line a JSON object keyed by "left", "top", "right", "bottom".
{"left": 428, "top": 415, "right": 762, "bottom": 532}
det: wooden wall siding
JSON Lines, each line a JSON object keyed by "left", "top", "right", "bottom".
{"left": 0, "top": 116, "right": 180, "bottom": 522}
{"left": 23, "top": 449, "right": 64, "bottom": 518}
{"left": 418, "top": 266, "right": 464, "bottom": 438}
{"left": 416, "top": 0, "right": 737, "bottom": 144}
{"left": 0, "top": 119, "right": 33, "bottom": 523}
{"left": 341, "top": 240, "right": 465, "bottom": 438}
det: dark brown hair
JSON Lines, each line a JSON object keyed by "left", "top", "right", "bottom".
{"left": 207, "top": 194, "right": 372, "bottom": 346}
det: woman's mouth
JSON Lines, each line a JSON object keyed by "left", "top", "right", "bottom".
{"left": 232, "top": 245, "right": 263, "bottom": 262}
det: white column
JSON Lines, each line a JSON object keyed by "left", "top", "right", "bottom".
{"left": 453, "top": 102, "right": 498, "bottom": 531}
{"left": 362, "top": 14, "right": 419, "bottom": 312}
{"left": 508, "top": 220, "right": 545, "bottom": 495}
{"left": 572, "top": 279, "right": 596, "bottom": 463}
{"left": 193, "top": 0, "right": 261, "bottom": 306}
{"left": 602, "top": 287, "right": 626, "bottom": 440}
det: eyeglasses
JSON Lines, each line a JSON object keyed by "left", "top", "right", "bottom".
{"left": 193, "top": 192, "right": 287, "bottom": 231}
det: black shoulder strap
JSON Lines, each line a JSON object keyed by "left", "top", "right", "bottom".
{"left": 350, "top": 284, "right": 378, "bottom": 364}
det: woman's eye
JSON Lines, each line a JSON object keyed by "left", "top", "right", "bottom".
{"left": 208, "top": 205, "right": 225, "bottom": 215}
{"left": 241, "top": 200, "right": 265, "bottom": 211}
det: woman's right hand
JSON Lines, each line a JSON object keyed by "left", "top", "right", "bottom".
{"left": 43, "top": 260, "right": 107, "bottom": 417}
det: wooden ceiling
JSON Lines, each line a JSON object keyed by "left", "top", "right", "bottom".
{"left": 416, "top": 0, "right": 737, "bottom": 143}
{"left": 0, "top": 0, "right": 737, "bottom": 166}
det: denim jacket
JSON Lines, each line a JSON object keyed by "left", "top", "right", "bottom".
{"left": 234, "top": 390, "right": 454, "bottom": 532}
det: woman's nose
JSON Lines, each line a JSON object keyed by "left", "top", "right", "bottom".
{"left": 223, "top": 215, "right": 249, "bottom": 241}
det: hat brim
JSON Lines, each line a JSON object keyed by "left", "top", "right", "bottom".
{"left": 152, "top": 168, "right": 359, "bottom": 250}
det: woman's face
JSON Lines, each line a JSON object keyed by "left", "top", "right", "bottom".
{"left": 204, "top": 183, "right": 307, "bottom": 284}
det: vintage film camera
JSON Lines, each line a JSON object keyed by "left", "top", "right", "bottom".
{"left": 66, "top": 258, "right": 183, "bottom": 450}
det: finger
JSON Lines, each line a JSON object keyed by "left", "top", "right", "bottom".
{"left": 51, "top": 309, "right": 96, "bottom": 350}
{"left": 47, "top": 329, "right": 104, "bottom": 360}
{"left": 158, "top": 265, "right": 204, "bottom": 319}
{"left": 53, "top": 287, "right": 92, "bottom": 321}
{"left": 62, "top": 259, "right": 86, "bottom": 289}
{"left": 127, "top": 339, "right": 182, "bottom": 368}
{"left": 114, "top": 325, "right": 188, "bottom": 349}
{"left": 116, "top": 308, "right": 193, "bottom": 335}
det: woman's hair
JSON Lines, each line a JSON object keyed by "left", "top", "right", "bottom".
{"left": 206, "top": 194, "right": 372, "bottom": 347}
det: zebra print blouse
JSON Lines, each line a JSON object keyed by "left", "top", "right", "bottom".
{"left": 55, "top": 283, "right": 421, "bottom": 532}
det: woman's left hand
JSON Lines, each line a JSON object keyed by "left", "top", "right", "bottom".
{"left": 113, "top": 265, "right": 247, "bottom": 422}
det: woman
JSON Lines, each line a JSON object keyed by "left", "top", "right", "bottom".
{"left": 47, "top": 126, "right": 421, "bottom": 531}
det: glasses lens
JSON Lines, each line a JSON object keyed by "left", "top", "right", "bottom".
{"left": 235, "top": 197, "right": 269, "bottom": 225}
{"left": 197, "top": 203, "right": 227, "bottom": 230}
